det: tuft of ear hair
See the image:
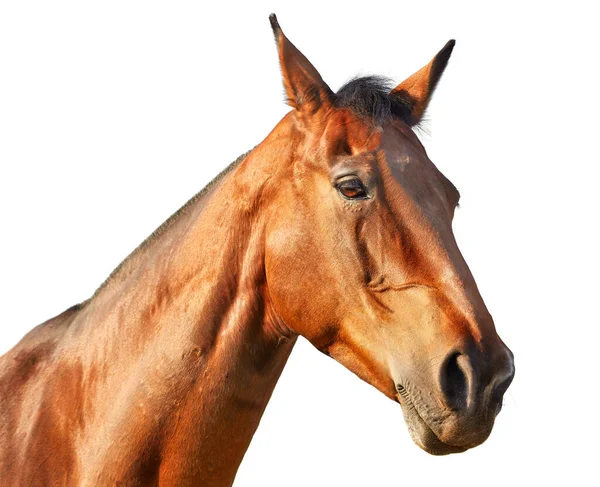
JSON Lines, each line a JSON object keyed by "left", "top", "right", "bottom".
{"left": 390, "top": 40, "right": 455, "bottom": 126}
{"left": 269, "top": 14, "right": 334, "bottom": 114}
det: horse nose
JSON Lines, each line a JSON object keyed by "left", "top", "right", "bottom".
{"left": 489, "top": 349, "right": 515, "bottom": 412}
{"left": 439, "top": 346, "right": 514, "bottom": 412}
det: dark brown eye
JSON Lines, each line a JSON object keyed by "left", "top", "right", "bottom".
{"left": 337, "top": 178, "right": 368, "bottom": 200}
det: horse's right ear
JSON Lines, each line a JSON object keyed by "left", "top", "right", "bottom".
{"left": 269, "top": 14, "right": 334, "bottom": 115}
{"left": 390, "top": 40, "right": 455, "bottom": 126}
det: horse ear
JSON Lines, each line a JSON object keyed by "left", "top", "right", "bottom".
{"left": 391, "top": 40, "right": 455, "bottom": 126}
{"left": 269, "top": 14, "right": 334, "bottom": 114}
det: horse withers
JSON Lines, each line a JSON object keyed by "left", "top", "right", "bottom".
{"left": 0, "top": 14, "right": 514, "bottom": 487}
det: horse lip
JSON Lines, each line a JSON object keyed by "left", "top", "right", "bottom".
{"left": 396, "top": 387, "right": 468, "bottom": 456}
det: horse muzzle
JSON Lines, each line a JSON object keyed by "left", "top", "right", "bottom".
{"left": 395, "top": 342, "right": 515, "bottom": 455}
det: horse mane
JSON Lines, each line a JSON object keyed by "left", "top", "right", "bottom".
{"left": 93, "top": 149, "right": 253, "bottom": 297}
{"left": 335, "top": 75, "right": 414, "bottom": 125}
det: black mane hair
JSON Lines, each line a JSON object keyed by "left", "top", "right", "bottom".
{"left": 334, "top": 76, "right": 413, "bottom": 125}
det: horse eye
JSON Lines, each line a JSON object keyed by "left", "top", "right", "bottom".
{"left": 337, "top": 178, "right": 368, "bottom": 200}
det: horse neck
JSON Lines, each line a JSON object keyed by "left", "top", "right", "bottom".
{"left": 76, "top": 122, "right": 297, "bottom": 484}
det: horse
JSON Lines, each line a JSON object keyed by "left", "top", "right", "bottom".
{"left": 0, "top": 14, "right": 514, "bottom": 487}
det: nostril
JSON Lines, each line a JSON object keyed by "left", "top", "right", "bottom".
{"left": 440, "top": 352, "right": 469, "bottom": 411}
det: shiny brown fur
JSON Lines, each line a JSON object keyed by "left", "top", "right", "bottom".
{"left": 0, "top": 14, "right": 514, "bottom": 487}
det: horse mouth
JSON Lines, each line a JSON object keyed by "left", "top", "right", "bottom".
{"left": 396, "top": 386, "right": 468, "bottom": 456}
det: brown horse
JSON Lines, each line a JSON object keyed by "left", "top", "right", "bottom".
{"left": 0, "top": 14, "right": 514, "bottom": 487}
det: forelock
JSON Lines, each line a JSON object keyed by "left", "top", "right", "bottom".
{"left": 334, "top": 76, "right": 413, "bottom": 125}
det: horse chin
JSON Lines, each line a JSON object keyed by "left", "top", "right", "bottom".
{"left": 399, "top": 404, "right": 469, "bottom": 456}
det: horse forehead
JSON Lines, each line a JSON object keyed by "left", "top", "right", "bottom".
{"left": 377, "top": 127, "right": 452, "bottom": 225}
{"left": 379, "top": 124, "right": 426, "bottom": 167}
{"left": 322, "top": 110, "right": 382, "bottom": 152}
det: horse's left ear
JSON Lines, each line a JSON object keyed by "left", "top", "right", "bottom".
{"left": 269, "top": 14, "right": 334, "bottom": 114}
{"left": 391, "top": 40, "right": 455, "bottom": 126}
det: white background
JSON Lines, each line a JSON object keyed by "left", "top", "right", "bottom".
{"left": 1, "top": 1, "right": 598, "bottom": 485}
